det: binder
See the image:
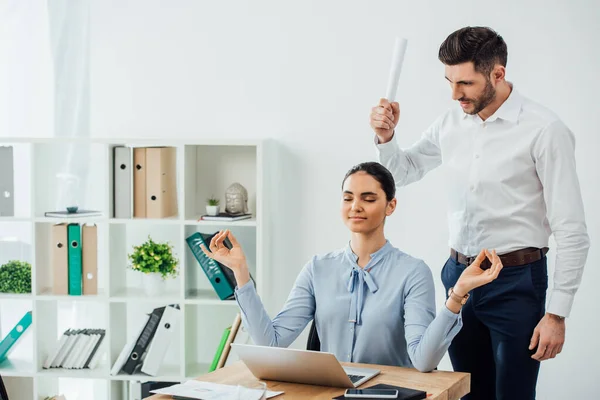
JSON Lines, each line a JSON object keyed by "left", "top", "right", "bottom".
{"left": 224, "top": 321, "right": 252, "bottom": 367}
{"left": 133, "top": 147, "right": 147, "bottom": 218}
{"left": 51, "top": 223, "right": 69, "bottom": 295}
{"left": 209, "top": 326, "right": 231, "bottom": 372}
{"left": 217, "top": 313, "right": 241, "bottom": 369}
{"left": 0, "top": 146, "right": 14, "bottom": 217}
{"left": 114, "top": 146, "right": 132, "bottom": 218}
{"left": 185, "top": 232, "right": 236, "bottom": 300}
{"left": 111, "top": 314, "right": 150, "bottom": 375}
{"left": 82, "top": 224, "right": 98, "bottom": 295}
{"left": 122, "top": 306, "right": 166, "bottom": 375}
{"left": 67, "top": 223, "right": 82, "bottom": 295}
{"left": 0, "top": 311, "right": 32, "bottom": 363}
{"left": 146, "top": 147, "right": 177, "bottom": 219}
{"left": 140, "top": 304, "right": 181, "bottom": 376}
{"left": 51, "top": 329, "right": 79, "bottom": 368}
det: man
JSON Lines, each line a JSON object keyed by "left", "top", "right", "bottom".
{"left": 370, "top": 26, "right": 589, "bottom": 400}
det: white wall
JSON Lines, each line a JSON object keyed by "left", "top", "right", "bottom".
{"left": 7, "top": 0, "right": 599, "bottom": 397}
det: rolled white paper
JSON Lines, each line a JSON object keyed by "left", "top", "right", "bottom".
{"left": 385, "top": 37, "right": 408, "bottom": 102}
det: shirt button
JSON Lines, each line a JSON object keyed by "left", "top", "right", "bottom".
{"left": 474, "top": 154, "right": 480, "bottom": 159}
{"left": 470, "top": 185, "right": 476, "bottom": 192}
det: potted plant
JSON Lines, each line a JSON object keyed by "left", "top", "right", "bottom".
{"left": 128, "top": 236, "right": 178, "bottom": 296}
{"left": 206, "top": 196, "right": 220, "bottom": 216}
{"left": 0, "top": 260, "right": 32, "bottom": 294}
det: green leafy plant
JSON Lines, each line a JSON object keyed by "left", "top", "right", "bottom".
{"left": 0, "top": 260, "right": 32, "bottom": 293}
{"left": 128, "top": 236, "right": 178, "bottom": 279}
{"left": 207, "top": 196, "right": 220, "bottom": 206}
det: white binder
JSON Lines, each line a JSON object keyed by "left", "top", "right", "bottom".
{"left": 114, "top": 146, "right": 132, "bottom": 218}
{"left": 140, "top": 305, "right": 181, "bottom": 376}
{"left": 0, "top": 146, "right": 14, "bottom": 216}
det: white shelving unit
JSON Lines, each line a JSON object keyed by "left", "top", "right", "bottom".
{"left": 0, "top": 137, "right": 272, "bottom": 400}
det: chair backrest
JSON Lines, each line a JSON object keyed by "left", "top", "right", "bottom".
{"left": 306, "top": 320, "right": 321, "bottom": 351}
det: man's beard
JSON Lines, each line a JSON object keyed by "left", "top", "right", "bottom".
{"left": 461, "top": 79, "right": 496, "bottom": 115}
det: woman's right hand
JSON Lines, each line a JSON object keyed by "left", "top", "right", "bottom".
{"left": 200, "top": 229, "right": 249, "bottom": 277}
{"left": 454, "top": 249, "right": 503, "bottom": 296}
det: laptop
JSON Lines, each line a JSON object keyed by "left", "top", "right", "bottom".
{"left": 231, "top": 343, "right": 380, "bottom": 388}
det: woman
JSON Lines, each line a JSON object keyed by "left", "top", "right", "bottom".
{"left": 201, "top": 162, "right": 503, "bottom": 372}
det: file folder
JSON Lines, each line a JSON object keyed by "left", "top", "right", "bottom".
{"left": 133, "top": 147, "right": 147, "bottom": 218}
{"left": 0, "top": 146, "right": 14, "bottom": 217}
{"left": 52, "top": 223, "right": 69, "bottom": 295}
{"left": 114, "top": 146, "right": 132, "bottom": 218}
{"left": 111, "top": 314, "right": 150, "bottom": 375}
{"left": 146, "top": 147, "right": 177, "bottom": 218}
{"left": 122, "top": 306, "right": 166, "bottom": 375}
{"left": 67, "top": 223, "right": 82, "bottom": 295}
{"left": 0, "top": 311, "right": 32, "bottom": 363}
{"left": 140, "top": 304, "right": 181, "bottom": 376}
{"left": 82, "top": 224, "right": 98, "bottom": 295}
{"left": 185, "top": 232, "right": 235, "bottom": 300}
{"left": 217, "top": 313, "right": 241, "bottom": 369}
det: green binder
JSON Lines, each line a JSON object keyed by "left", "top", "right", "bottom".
{"left": 0, "top": 311, "right": 32, "bottom": 363}
{"left": 186, "top": 232, "right": 236, "bottom": 300}
{"left": 67, "top": 223, "right": 82, "bottom": 295}
{"left": 209, "top": 326, "right": 231, "bottom": 372}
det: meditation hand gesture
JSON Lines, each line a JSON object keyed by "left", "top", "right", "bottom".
{"left": 454, "top": 249, "right": 503, "bottom": 296}
{"left": 200, "top": 229, "right": 248, "bottom": 275}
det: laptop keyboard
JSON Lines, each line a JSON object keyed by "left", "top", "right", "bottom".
{"left": 347, "top": 374, "right": 365, "bottom": 383}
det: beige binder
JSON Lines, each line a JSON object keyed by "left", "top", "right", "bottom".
{"left": 146, "top": 147, "right": 178, "bottom": 218}
{"left": 133, "top": 147, "right": 147, "bottom": 218}
{"left": 217, "top": 313, "right": 242, "bottom": 369}
{"left": 51, "top": 223, "right": 69, "bottom": 295}
{"left": 82, "top": 224, "right": 98, "bottom": 295}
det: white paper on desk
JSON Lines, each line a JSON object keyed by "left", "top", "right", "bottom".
{"left": 150, "top": 380, "right": 284, "bottom": 400}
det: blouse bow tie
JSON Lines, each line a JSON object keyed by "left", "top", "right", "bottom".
{"left": 347, "top": 267, "right": 379, "bottom": 325}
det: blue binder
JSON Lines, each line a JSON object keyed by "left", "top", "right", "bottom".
{"left": 0, "top": 311, "right": 32, "bottom": 363}
{"left": 67, "top": 223, "right": 82, "bottom": 295}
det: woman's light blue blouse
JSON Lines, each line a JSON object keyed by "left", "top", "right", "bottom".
{"left": 235, "top": 241, "right": 462, "bottom": 372}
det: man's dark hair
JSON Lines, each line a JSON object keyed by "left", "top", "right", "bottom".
{"left": 438, "top": 26, "right": 508, "bottom": 76}
{"left": 342, "top": 162, "right": 396, "bottom": 201}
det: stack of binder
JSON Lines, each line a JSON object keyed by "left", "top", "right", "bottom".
{"left": 186, "top": 232, "right": 249, "bottom": 301}
{"left": 111, "top": 304, "right": 181, "bottom": 376}
{"left": 51, "top": 223, "right": 98, "bottom": 296}
{"left": 0, "top": 311, "right": 32, "bottom": 364}
{"left": 113, "top": 146, "right": 178, "bottom": 219}
{"left": 43, "top": 329, "right": 106, "bottom": 370}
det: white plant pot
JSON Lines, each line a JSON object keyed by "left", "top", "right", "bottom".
{"left": 206, "top": 205, "right": 220, "bottom": 216}
{"left": 142, "top": 273, "right": 165, "bottom": 297}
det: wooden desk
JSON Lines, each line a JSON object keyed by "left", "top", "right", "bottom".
{"left": 146, "top": 361, "right": 470, "bottom": 400}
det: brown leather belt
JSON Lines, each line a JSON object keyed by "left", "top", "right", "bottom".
{"left": 450, "top": 247, "right": 549, "bottom": 270}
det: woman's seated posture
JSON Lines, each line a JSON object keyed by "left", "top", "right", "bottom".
{"left": 201, "top": 162, "right": 502, "bottom": 372}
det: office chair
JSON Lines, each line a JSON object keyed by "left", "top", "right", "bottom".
{"left": 306, "top": 320, "right": 320, "bottom": 351}
{"left": 0, "top": 374, "right": 9, "bottom": 400}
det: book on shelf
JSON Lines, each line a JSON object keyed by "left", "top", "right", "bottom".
{"left": 209, "top": 326, "right": 231, "bottom": 372}
{"left": 0, "top": 311, "right": 32, "bottom": 364}
{"left": 43, "top": 329, "right": 106, "bottom": 370}
{"left": 44, "top": 209, "right": 102, "bottom": 218}
{"left": 199, "top": 213, "right": 252, "bottom": 222}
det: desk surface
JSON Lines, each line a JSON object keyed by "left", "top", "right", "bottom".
{"left": 146, "top": 361, "right": 470, "bottom": 400}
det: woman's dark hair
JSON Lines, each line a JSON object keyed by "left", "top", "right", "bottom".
{"left": 342, "top": 162, "right": 396, "bottom": 201}
{"left": 438, "top": 26, "right": 508, "bottom": 76}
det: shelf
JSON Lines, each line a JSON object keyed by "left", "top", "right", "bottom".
{"left": 186, "top": 216, "right": 257, "bottom": 227}
{"left": 34, "top": 217, "right": 107, "bottom": 224}
{"left": 0, "top": 359, "right": 35, "bottom": 377}
{"left": 108, "top": 216, "right": 181, "bottom": 225}
{"left": 37, "top": 367, "right": 109, "bottom": 379}
{"left": 109, "top": 287, "right": 181, "bottom": 303}
{"left": 184, "top": 289, "right": 238, "bottom": 305}
{"left": 36, "top": 289, "right": 108, "bottom": 302}
{"left": 0, "top": 293, "right": 33, "bottom": 300}
{"left": 109, "top": 365, "right": 181, "bottom": 382}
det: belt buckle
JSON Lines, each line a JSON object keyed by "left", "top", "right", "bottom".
{"left": 465, "top": 256, "right": 476, "bottom": 266}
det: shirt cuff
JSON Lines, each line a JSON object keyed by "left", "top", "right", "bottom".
{"left": 374, "top": 133, "right": 402, "bottom": 157}
{"left": 547, "top": 290, "right": 574, "bottom": 318}
{"left": 440, "top": 304, "right": 462, "bottom": 320}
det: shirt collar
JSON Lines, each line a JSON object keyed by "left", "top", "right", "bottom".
{"left": 461, "top": 84, "right": 522, "bottom": 123}
{"left": 343, "top": 240, "right": 393, "bottom": 267}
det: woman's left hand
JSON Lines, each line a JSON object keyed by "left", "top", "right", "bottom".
{"left": 454, "top": 249, "right": 503, "bottom": 296}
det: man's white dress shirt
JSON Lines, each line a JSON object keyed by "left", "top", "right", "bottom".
{"left": 376, "top": 87, "right": 589, "bottom": 317}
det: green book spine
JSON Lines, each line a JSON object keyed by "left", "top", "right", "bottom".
{"left": 67, "top": 223, "right": 82, "bottom": 295}
{"left": 209, "top": 327, "right": 231, "bottom": 372}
